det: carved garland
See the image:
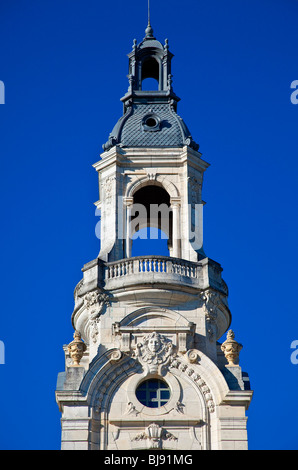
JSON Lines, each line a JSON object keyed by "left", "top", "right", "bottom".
{"left": 169, "top": 356, "right": 215, "bottom": 413}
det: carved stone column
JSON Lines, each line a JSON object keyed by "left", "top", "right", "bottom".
{"left": 171, "top": 197, "right": 181, "bottom": 258}
{"left": 124, "top": 197, "right": 134, "bottom": 258}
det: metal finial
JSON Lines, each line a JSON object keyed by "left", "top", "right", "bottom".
{"left": 145, "top": 0, "right": 154, "bottom": 38}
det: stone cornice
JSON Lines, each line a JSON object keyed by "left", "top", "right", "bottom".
{"left": 93, "top": 146, "right": 209, "bottom": 173}
{"left": 220, "top": 390, "right": 254, "bottom": 410}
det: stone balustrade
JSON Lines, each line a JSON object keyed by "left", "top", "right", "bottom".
{"left": 104, "top": 256, "right": 201, "bottom": 291}
{"left": 77, "top": 255, "right": 228, "bottom": 300}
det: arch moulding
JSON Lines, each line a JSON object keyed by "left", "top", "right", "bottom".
{"left": 125, "top": 174, "right": 180, "bottom": 200}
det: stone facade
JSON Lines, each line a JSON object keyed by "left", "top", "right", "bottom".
{"left": 56, "top": 22, "right": 253, "bottom": 450}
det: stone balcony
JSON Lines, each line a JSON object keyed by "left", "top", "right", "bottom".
{"left": 101, "top": 255, "right": 229, "bottom": 298}
{"left": 73, "top": 255, "right": 230, "bottom": 344}
{"left": 104, "top": 256, "right": 201, "bottom": 292}
{"left": 78, "top": 255, "right": 228, "bottom": 297}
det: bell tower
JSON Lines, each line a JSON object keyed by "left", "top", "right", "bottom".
{"left": 56, "top": 20, "right": 253, "bottom": 451}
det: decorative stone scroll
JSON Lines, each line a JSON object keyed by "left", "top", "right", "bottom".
{"left": 110, "top": 349, "right": 123, "bottom": 363}
{"left": 185, "top": 349, "right": 200, "bottom": 364}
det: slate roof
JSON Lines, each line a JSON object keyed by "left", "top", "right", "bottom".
{"left": 103, "top": 102, "right": 199, "bottom": 151}
{"left": 121, "top": 103, "right": 183, "bottom": 147}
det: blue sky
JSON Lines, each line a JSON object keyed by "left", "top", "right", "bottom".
{"left": 0, "top": 0, "right": 298, "bottom": 450}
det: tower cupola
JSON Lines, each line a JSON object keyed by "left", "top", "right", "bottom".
{"left": 103, "top": 23, "right": 199, "bottom": 152}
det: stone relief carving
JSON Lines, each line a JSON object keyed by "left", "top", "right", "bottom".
{"left": 185, "top": 349, "right": 200, "bottom": 364}
{"left": 110, "top": 349, "right": 123, "bottom": 363}
{"left": 175, "top": 401, "right": 185, "bottom": 414}
{"left": 93, "top": 331, "right": 215, "bottom": 415}
{"left": 188, "top": 175, "right": 201, "bottom": 207}
{"left": 132, "top": 423, "right": 177, "bottom": 449}
{"left": 94, "top": 356, "right": 140, "bottom": 413}
{"left": 132, "top": 332, "right": 176, "bottom": 374}
{"left": 125, "top": 402, "right": 140, "bottom": 417}
{"left": 73, "top": 278, "right": 84, "bottom": 301}
{"left": 200, "top": 289, "right": 222, "bottom": 342}
{"left": 84, "top": 290, "right": 110, "bottom": 344}
{"left": 146, "top": 171, "right": 157, "bottom": 181}
{"left": 129, "top": 332, "right": 215, "bottom": 413}
{"left": 101, "top": 176, "right": 115, "bottom": 206}
{"left": 170, "top": 355, "right": 215, "bottom": 413}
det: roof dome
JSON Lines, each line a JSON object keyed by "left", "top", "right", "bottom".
{"left": 103, "top": 102, "right": 199, "bottom": 150}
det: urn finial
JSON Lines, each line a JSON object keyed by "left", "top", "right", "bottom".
{"left": 67, "top": 331, "right": 86, "bottom": 366}
{"left": 221, "top": 329, "right": 243, "bottom": 366}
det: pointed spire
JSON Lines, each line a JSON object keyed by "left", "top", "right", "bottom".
{"left": 144, "top": 0, "right": 155, "bottom": 39}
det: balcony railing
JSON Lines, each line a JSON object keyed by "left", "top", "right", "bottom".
{"left": 105, "top": 256, "right": 200, "bottom": 288}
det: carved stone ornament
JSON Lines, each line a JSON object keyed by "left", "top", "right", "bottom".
{"left": 110, "top": 349, "right": 122, "bottom": 363}
{"left": 188, "top": 175, "right": 201, "bottom": 206}
{"left": 84, "top": 290, "right": 109, "bottom": 319}
{"left": 102, "top": 176, "right": 115, "bottom": 204}
{"left": 221, "top": 329, "right": 243, "bottom": 366}
{"left": 132, "top": 332, "right": 176, "bottom": 374}
{"left": 84, "top": 290, "right": 109, "bottom": 344}
{"left": 132, "top": 423, "right": 177, "bottom": 449}
{"left": 170, "top": 354, "right": 215, "bottom": 413}
{"left": 94, "top": 358, "right": 139, "bottom": 413}
{"left": 125, "top": 402, "right": 140, "bottom": 417}
{"left": 67, "top": 331, "right": 86, "bottom": 366}
{"left": 185, "top": 349, "right": 200, "bottom": 364}
{"left": 175, "top": 401, "right": 185, "bottom": 414}
{"left": 200, "top": 289, "right": 222, "bottom": 342}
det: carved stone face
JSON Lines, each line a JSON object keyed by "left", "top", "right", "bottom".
{"left": 147, "top": 335, "right": 161, "bottom": 353}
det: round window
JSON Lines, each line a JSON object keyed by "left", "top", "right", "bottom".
{"left": 142, "top": 114, "right": 160, "bottom": 131}
{"left": 136, "top": 379, "right": 170, "bottom": 408}
{"left": 145, "top": 117, "right": 158, "bottom": 128}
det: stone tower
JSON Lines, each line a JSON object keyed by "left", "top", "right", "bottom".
{"left": 56, "top": 21, "right": 253, "bottom": 451}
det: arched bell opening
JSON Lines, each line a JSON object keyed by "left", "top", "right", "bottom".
{"left": 126, "top": 184, "right": 173, "bottom": 258}
{"left": 131, "top": 227, "right": 170, "bottom": 257}
{"left": 141, "top": 77, "right": 159, "bottom": 91}
{"left": 141, "top": 56, "right": 161, "bottom": 91}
